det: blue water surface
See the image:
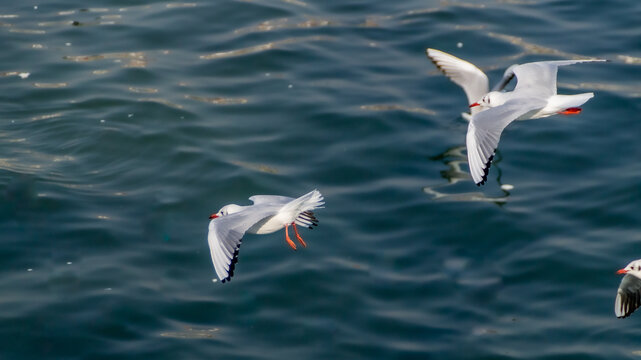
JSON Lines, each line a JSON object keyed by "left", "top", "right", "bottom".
{"left": 0, "top": 0, "right": 640, "bottom": 359}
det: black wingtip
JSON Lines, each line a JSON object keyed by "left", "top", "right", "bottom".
{"left": 298, "top": 211, "right": 320, "bottom": 228}
{"left": 221, "top": 240, "right": 242, "bottom": 284}
{"left": 424, "top": 50, "right": 446, "bottom": 73}
{"left": 475, "top": 152, "right": 495, "bottom": 186}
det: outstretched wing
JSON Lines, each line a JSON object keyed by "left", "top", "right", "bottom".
{"left": 208, "top": 204, "right": 280, "bottom": 283}
{"left": 248, "top": 194, "right": 294, "bottom": 205}
{"left": 491, "top": 64, "right": 517, "bottom": 92}
{"left": 426, "top": 48, "right": 489, "bottom": 114}
{"left": 280, "top": 189, "right": 324, "bottom": 228}
{"left": 466, "top": 98, "right": 546, "bottom": 185}
{"left": 513, "top": 59, "right": 607, "bottom": 98}
{"left": 250, "top": 190, "right": 324, "bottom": 228}
{"left": 616, "top": 274, "right": 641, "bottom": 318}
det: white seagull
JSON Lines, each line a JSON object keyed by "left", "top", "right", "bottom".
{"left": 615, "top": 259, "right": 641, "bottom": 318}
{"left": 426, "top": 48, "right": 606, "bottom": 185}
{"left": 207, "top": 189, "right": 324, "bottom": 283}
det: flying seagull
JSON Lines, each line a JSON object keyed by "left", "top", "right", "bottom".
{"left": 207, "top": 189, "right": 324, "bottom": 283}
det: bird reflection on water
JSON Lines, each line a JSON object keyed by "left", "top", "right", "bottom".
{"left": 423, "top": 145, "right": 511, "bottom": 205}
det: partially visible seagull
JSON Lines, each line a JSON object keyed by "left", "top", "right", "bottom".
{"left": 426, "top": 48, "right": 606, "bottom": 185}
{"left": 615, "top": 259, "right": 641, "bottom": 319}
{"left": 207, "top": 189, "right": 324, "bottom": 283}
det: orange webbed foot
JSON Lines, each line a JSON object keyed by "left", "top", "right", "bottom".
{"left": 292, "top": 223, "right": 307, "bottom": 248}
{"left": 285, "top": 225, "right": 297, "bottom": 250}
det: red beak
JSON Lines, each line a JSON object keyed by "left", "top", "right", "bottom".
{"left": 209, "top": 213, "right": 219, "bottom": 220}
{"left": 617, "top": 268, "right": 628, "bottom": 274}
{"left": 469, "top": 102, "right": 480, "bottom": 108}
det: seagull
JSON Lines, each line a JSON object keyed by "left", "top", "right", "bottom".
{"left": 615, "top": 259, "right": 641, "bottom": 318}
{"left": 207, "top": 189, "right": 324, "bottom": 283}
{"left": 426, "top": 48, "right": 606, "bottom": 185}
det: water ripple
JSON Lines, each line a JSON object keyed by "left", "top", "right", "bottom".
{"left": 0, "top": 1, "right": 639, "bottom": 359}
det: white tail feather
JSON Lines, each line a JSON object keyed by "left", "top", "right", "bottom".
{"left": 282, "top": 189, "right": 324, "bottom": 215}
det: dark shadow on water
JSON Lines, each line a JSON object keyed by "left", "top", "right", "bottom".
{"left": 423, "top": 145, "right": 512, "bottom": 206}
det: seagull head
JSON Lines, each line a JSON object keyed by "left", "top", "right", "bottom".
{"left": 208, "top": 207, "right": 227, "bottom": 220}
{"left": 470, "top": 91, "right": 507, "bottom": 109}
{"left": 618, "top": 260, "right": 641, "bottom": 275}
{"left": 209, "top": 204, "right": 243, "bottom": 219}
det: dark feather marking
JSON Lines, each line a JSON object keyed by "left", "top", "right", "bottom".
{"left": 618, "top": 288, "right": 641, "bottom": 318}
{"left": 297, "top": 210, "right": 319, "bottom": 227}
{"left": 476, "top": 151, "right": 496, "bottom": 186}
{"left": 296, "top": 210, "right": 320, "bottom": 230}
{"left": 426, "top": 53, "right": 452, "bottom": 80}
{"left": 222, "top": 239, "right": 242, "bottom": 283}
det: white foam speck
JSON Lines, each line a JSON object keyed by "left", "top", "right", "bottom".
{"left": 501, "top": 184, "right": 514, "bottom": 191}
{"left": 457, "top": 42, "right": 463, "bottom": 48}
{"left": 66, "top": 262, "right": 72, "bottom": 265}
{"left": 27, "top": 268, "right": 33, "bottom": 272}
{"left": 18, "top": 72, "right": 30, "bottom": 79}
{"left": 212, "top": 279, "right": 218, "bottom": 283}
{"left": 100, "top": 119, "right": 105, "bottom": 123}
{"left": 288, "top": 84, "right": 293, "bottom": 88}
